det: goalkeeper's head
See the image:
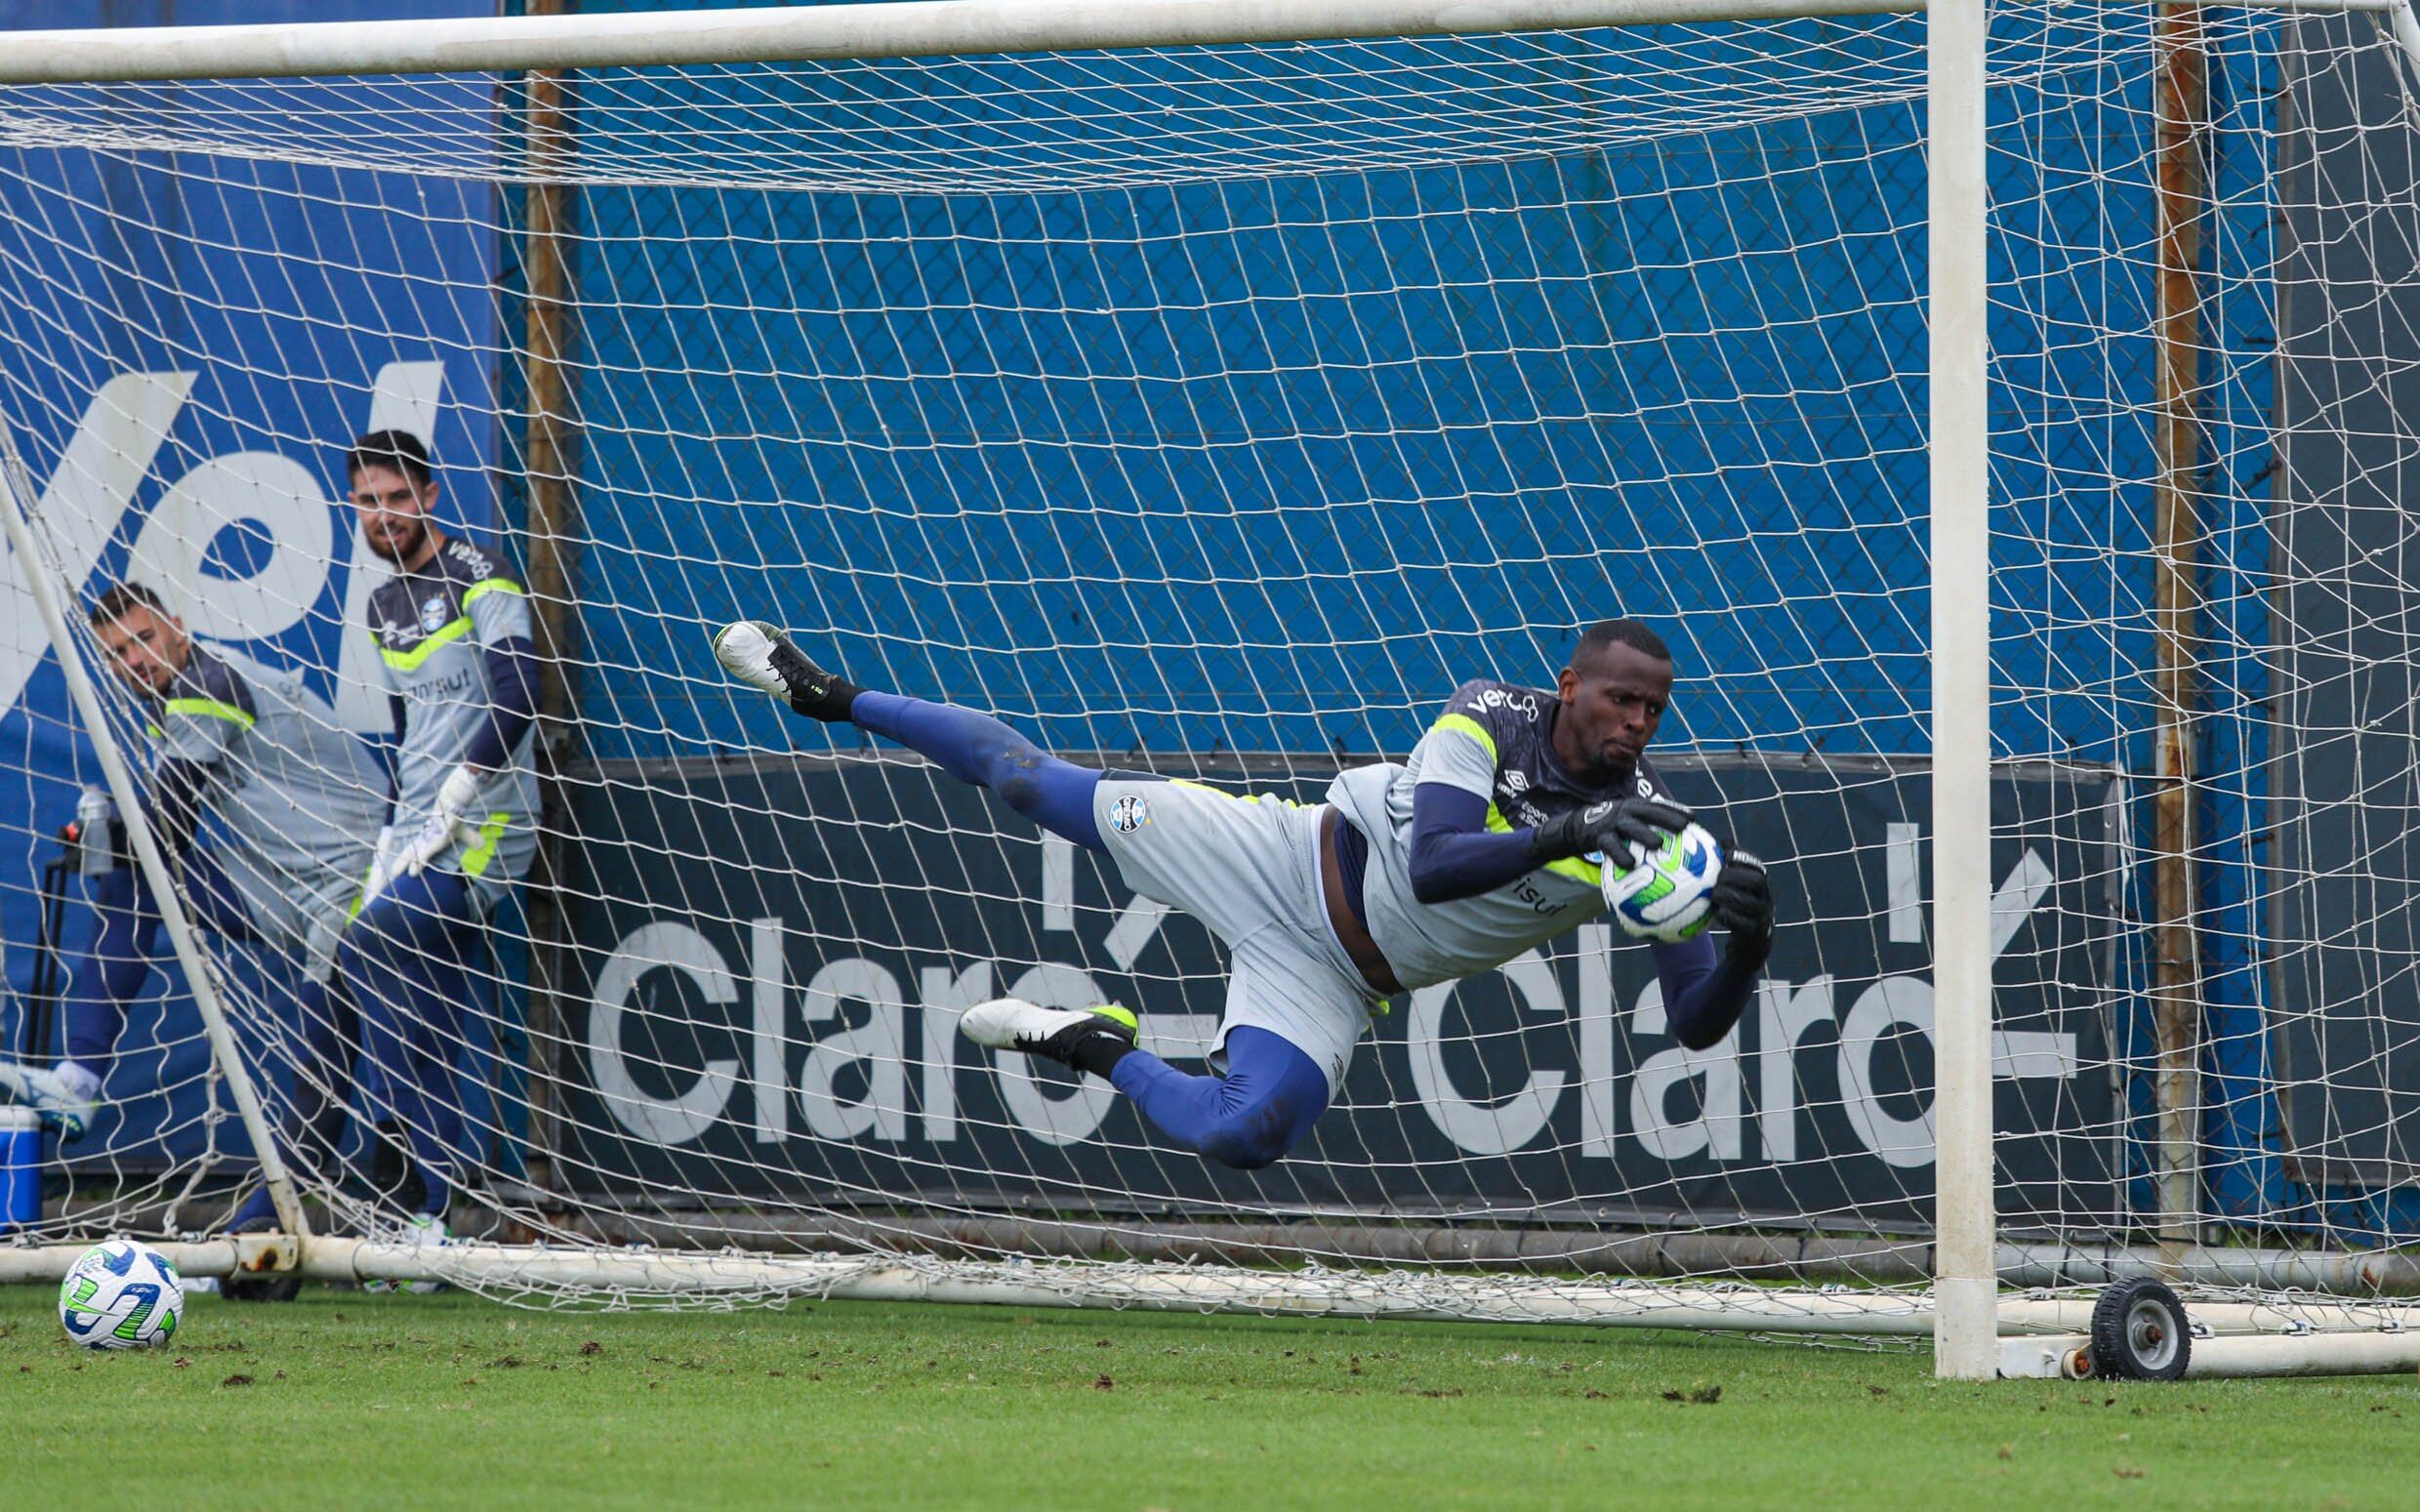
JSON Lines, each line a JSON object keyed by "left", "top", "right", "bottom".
{"left": 1555, "top": 618, "right": 1674, "bottom": 785}
{"left": 345, "top": 428, "right": 444, "bottom": 570}
{"left": 89, "top": 581, "right": 191, "bottom": 698}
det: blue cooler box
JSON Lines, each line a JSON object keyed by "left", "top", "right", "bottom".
{"left": 0, "top": 1105, "right": 40, "bottom": 1229}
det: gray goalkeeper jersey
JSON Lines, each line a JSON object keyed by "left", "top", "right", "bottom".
{"left": 145, "top": 641, "right": 384, "bottom": 926}
{"left": 1325, "top": 678, "right": 1676, "bottom": 992}
{"left": 366, "top": 534, "right": 539, "bottom": 891}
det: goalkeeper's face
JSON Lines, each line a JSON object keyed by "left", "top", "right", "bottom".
{"left": 351, "top": 461, "right": 441, "bottom": 568}
{"left": 1556, "top": 641, "right": 1673, "bottom": 784}
{"left": 95, "top": 602, "right": 190, "bottom": 697}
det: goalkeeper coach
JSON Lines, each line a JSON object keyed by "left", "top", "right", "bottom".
{"left": 339, "top": 429, "right": 541, "bottom": 1231}
{"left": 715, "top": 616, "right": 1775, "bottom": 1170}
{"left": 0, "top": 583, "right": 386, "bottom": 1144}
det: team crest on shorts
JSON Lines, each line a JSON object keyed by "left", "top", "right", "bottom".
{"left": 1108, "top": 795, "right": 1151, "bottom": 834}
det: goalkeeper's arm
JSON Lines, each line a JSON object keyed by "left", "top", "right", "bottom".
{"left": 1405, "top": 784, "right": 1693, "bottom": 905}
{"left": 131, "top": 757, "right": 213, "bottom": 874}
{"left": 1650, "top": 853, "right": 1776, "bottom": 1050}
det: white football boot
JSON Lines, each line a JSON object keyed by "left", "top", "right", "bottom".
{"left": 959, "top": 999, "right": 1138, "bottom": 1071}
{"left": 710, "top": 620, "right": 852, "bottom": 719}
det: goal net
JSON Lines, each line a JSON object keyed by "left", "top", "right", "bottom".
{"left": 4, "top": 0, "right": 2420, "bottom": 1355}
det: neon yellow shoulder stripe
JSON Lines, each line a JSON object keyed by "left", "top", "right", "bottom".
{"left": 380, "top": 616, "right": 472, "bottom": 673}
{"left": 161, "top": 697, "right": 255, "bottom": 729}
{"left": 1431, "top": 712, "right": 1497, "bottom": 762}
{"left": 1488, "top": 800, "right": 1602, "bottom": 886}
{"left": 376, "top": 580, "right": 522, "bottom": 673}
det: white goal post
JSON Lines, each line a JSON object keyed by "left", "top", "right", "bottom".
{"left": 7, "top": 0, "right": 2420, "bottom": 1383}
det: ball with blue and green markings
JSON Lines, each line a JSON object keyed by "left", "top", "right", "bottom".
{"left": 59, "top": 1239, "right": 185, "bottom": 1350}
{"left": 1602, "top": 821, "right": 1724, "bottom": 944}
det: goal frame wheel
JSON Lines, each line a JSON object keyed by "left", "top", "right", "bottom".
{"left": 2089, "top": 1279, "right": 2192, "bottom": 1381}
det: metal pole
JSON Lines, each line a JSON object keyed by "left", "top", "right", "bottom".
{"left": 2390, "top": 0, "right": 2420, "bottom": 89}
{"left": 0, "top": 419, "right": 311, "bottom": 1241}
{"left": 0, "top": 0, "right": 2390, "bottom": 86}
{"left": 2151, "top": 0, "right": 2211, "bottom": 1249}
{"left": 515, "top": 0, "right": 580, "bottom": 1193}
{"left": 1928, "top": 0, "right": 1996, "bottom": 1381}
{"left": 0, "top": 0, "right": 1926, "bottom": 84}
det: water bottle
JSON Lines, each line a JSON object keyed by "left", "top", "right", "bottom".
{"left": 71, "top": 786, "right": 120, "bottom": 876}
{"left": 0, "top": 1106, "right": 39, "bottom": 1230}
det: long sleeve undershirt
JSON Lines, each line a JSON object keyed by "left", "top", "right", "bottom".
{"left": 146, "top": 757, "right": 213, "bottom": 870}
{"left": 459, "top": 634, "right": 541, "bottom": 773}
{"left": 1406, "top": 781, "right": 1757, "bottom": 1050}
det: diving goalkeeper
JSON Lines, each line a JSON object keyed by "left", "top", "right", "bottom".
{"left": 713, "top": 618, "right": 1774, "bottom": 1169}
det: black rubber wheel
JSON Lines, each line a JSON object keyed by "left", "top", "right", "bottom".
{"left": 2090, "top": 1279, "right": 2191, "bottom": 1381}
{"left": 221, "top": 1273, "right": 303, "bottom": 1304}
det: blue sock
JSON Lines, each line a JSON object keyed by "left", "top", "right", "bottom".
{"left": 850, "top": 691, "right": 1105, "bottom": 850}
{"left": 1109, "top": 1026, "right": 1331, "bottom": 1170}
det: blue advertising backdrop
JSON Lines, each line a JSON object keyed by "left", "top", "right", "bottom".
{"left": 0, "top": 0, "right": 499, "bottom": 1169}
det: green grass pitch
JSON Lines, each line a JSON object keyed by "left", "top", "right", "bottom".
{"left": 4, "top": 1283, "right": 2413, "bottom": 1508}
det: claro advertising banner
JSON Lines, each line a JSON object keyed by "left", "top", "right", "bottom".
{"left": 553, "top": 754, "right": 2119, "bottom": 1232}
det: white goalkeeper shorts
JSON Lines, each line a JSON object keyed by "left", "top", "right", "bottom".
{"left": 1090, "top": 775, "right": 1381, "bottom": 1095}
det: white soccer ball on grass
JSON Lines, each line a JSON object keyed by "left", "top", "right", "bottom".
{"left": 1602, "top": 821, "right": 1723, "bottom": 944}
{"left": 59, "top": 1239, "right": 185, "bottom": 1350}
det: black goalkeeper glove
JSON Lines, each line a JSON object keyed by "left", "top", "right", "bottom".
{"left": 1709, "top": 849, "right": 1776, "bottom": 967}
{"left": 1529, "top": 795, "right": 1694, "bottom": 867}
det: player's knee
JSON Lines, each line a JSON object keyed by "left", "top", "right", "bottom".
{"left": 1198, "top": 1098, "right": 1301, "bottom": 1170}
{"left": 336, "top": 908, "right": 405, "bottom": 978}
{"left": 985, "top": 739, "right": 1050, "bottom": 814}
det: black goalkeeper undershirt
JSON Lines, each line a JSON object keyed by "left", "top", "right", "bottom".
{"left": 1332, "top": 810, "right": 1374, "bottom": 935}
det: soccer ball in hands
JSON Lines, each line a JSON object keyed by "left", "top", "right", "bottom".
{"left": 1603, "top": 821, "right": 1723, "bottom": 944}
{"left": 59, "top": 1239, "right": 185, "bottom": 1349}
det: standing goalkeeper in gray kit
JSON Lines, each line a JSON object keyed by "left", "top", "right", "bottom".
{"left": 715, "top": 615, "right": 1775, "bottom": 1168}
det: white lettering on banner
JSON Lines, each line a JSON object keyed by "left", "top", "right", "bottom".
{"left": 750, "top": 917, "right": 787, "bottom": 1144}
{"left": 583, "top": 836, "right": 2087, "bottom": 1162}
{"left": 1577, "top": 923, "right": 1618, "bottom": 1158}
{"left": 989, "top": 961, "right": 1118, "bottom": 1146}
{"left": 1041, "top": 835, "right": 1076, "bottom": 932}
{"left": 1630, "top": 979, "right": 1745, "bottom": 1161}
{"left": 589, "top": 921, "right": 740, "bottom": 1146}
{"left": 129, "top": 451, "right": 332, "bottom": 641}
{"left": 797, "top": 958, "right": 909, "bottom": 1141}
{"left": 1408, "top": 949, "right": 1568, "bottom": 1156}
{"left": 4, "top": 360, "right": 447, "bottom": 732}
{"left": 917, "top": 961, "right": 993, "bottom": 1144}
{"left": 1757, "top": 975, "right": 1835, "bottom": 1163}
{"left": 1, "top": 371, "right": 191, "bottom": 718}
{"left": 1886, "top": 823, "right": 1923, "bottom": 943}
{"left": 1837, "top": 975, "right": 1938, "bottom": 1168}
